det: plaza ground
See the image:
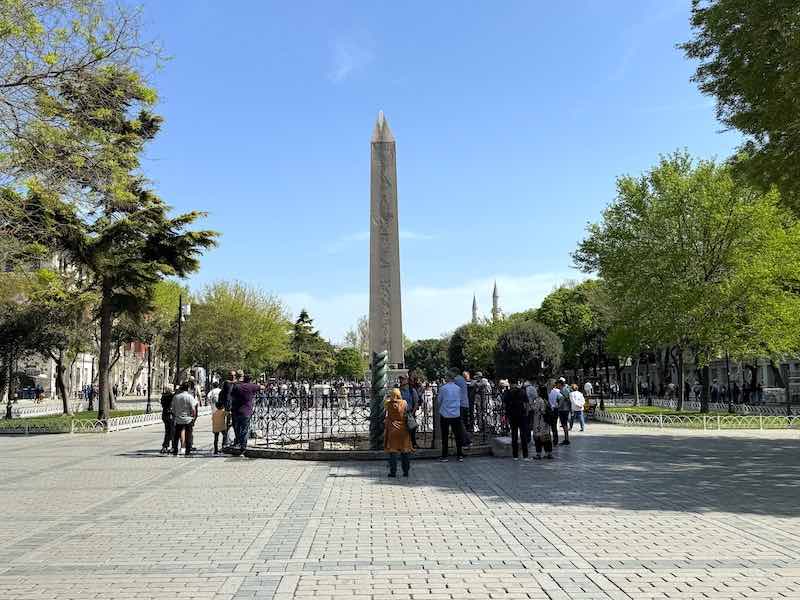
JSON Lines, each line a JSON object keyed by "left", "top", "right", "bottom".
{"left": 0, "top": 420, "right": 798, "bottom": 600}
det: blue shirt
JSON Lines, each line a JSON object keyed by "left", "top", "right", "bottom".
{"left": 454, "top": 375, "right": 469, "bottom": 408}
{"left": 438, "top": 382, "right": 462, "bottom": 417}
{"left": 548, "top": 388, "right": 561, "bottom": 410}
{"left": 399, "top": 386, "right": 418, "bottom": 411}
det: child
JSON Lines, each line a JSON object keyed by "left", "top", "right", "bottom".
{"left": 212, "top": 400, "right": 227, "bottom": 454}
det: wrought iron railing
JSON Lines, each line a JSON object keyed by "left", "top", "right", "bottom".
{"left": 248, "top": 389, "right": 508, "bottom": 451}
{"left": 602, "top": 397, "right": 796, "bottom": 415}
{"left": 594, "top": 410, "right": 799, "bottom": 430}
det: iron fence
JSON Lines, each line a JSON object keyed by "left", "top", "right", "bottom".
{"left": 248, "top": 388, "right": 508, "bottom": 450}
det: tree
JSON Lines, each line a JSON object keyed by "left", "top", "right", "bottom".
{"left": 574, "top": 152, "right": 800, "bottom": 412}
{"left": 405, "top": 338, "right": 449, "bottom": 381}
{"left": 282, "top": 310, "right": 336, "bottom": 380}
{"left": 335, "top": 347, "right": 365, "bottom": 380}
{"left": 682, "top": 0, "right": 800, "bottom": 212}
{"left": 494, "top": 320, "right": 562, "bottom": 382}
{"left": 343, "top": 315, "right": 368, "bottom": 356}
{"left": 181, "top": 281, "right": 290, "bottom": 377}
{"left": 0, "top": 1, "right": 158, "bottom": 188}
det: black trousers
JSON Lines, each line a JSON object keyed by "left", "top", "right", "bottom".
{"left": 161, "top": 414, "right": 173, "bottom": 449}
{"left": 213, "top": 431, "right": 228, "bottom": 452}
{"left": 509, "top": 416, "right": 530, "bottom": 458}
{"left": 440, "top": 416, "right": 465, "bottom": 458}
{"left": 534, "top": 437, "right": 553, "bottom": 454}
{"left": 172, "top": 423, "right": 194, "bottom": 455}
{"left": 460, "top": 407, "right": 472, "bottom": 444}
{"left": 550, "top": 413, "right": 559, "bottom": 445}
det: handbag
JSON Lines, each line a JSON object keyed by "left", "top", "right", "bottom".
{"left": 405, "top": 411, "right": 418, "bottom": 431}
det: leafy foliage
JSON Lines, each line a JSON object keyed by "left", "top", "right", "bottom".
{"left": 335, "top": 347, "right": 365, "bottom": 380}
{"left": 682, "top": 0, "right": 800, "bottom": 212}
{"left": 494, "top": 320, "right": 562, "bottom": 382}
{"left": 405, "top": 338, "right": 449, "bottom": 381}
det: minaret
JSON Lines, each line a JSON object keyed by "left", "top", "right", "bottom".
{"left": 491, "top": 281, "right": 500, "bottom": 322}
{"left": 369, "top": 111, "right": 404, "bottom": 368}
{"left": 471, "top": 294, "right": 478, "bottom": 324}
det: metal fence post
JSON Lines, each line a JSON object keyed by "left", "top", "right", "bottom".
{"left": 703, "top": 416, "right": 707, "bottom": 430}
{"left": 759, "top": 415, "right": 764, "bottom": 430}
{"left": 659, "top": 414, "right": 663, "bottom": 428}
{"left": 717, "top": 415, "right": 721, "bottom": 430}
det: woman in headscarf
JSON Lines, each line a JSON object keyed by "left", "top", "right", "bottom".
{"left": 384, "top": 387, "right": 413, "bottom": 477}
{"left": 531, "top": 385, "right": 554, "bottom": 459}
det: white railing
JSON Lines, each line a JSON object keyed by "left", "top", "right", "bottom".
{"left": 602, "top": 398, "right": 795, "bottom": 416}
{"left": 594, "top": 410, "right": 799, "bottom": 430}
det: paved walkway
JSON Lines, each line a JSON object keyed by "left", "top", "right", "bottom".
{"left": 0, "top": 420, "right": 798, "bottom": 600}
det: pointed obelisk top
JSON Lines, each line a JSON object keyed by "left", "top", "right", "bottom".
{"left": 371, "top": 110, "right": 395, "bottom": 143}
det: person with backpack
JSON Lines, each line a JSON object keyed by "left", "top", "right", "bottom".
{"left": 502, "top": 381, "right": 530, "bottom": 460}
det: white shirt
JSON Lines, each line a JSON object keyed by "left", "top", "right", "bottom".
{"left": 570, "top": 390, "right": 586, "bottom": 412}
{"left": 207, "top": 388, "right": 220, "bottom": 406}
{"left": 584, "top": 382, "right": 593, "bottom": 396}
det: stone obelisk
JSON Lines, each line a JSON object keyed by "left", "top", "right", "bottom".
{"left": 369, "top": 111, "right": 404, "bottom": 369}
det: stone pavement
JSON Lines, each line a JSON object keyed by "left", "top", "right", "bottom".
{"left": 0, "top": 421, "right": 798, "bottom": 600}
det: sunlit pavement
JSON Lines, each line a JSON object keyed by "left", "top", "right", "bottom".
{"left": 0, "top": 419, "right": 798, "bottom": 599}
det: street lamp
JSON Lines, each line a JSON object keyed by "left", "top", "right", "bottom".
{"left": 174, "top": 295, "right": 191, "bottom": 386}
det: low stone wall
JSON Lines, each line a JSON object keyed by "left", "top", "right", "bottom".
{"left": 235, "top": 444, "right": 492, "bottom": 461}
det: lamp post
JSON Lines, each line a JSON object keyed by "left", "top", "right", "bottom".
{"left": 174, "top": 295, "right": 191, "bottom": 386}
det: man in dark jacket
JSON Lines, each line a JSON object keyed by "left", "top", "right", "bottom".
{"left": 502, "top": 382, "right": 530, "bottom": 459}
{"left": 230, "top": 373, "right": 261, "bottom": 454}
{"left": 217, "top": 371, "right": 237, "bottom": 448}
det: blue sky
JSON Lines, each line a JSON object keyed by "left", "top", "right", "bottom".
{"left": 140, "top": 0, "right": 740, "bottom": 342}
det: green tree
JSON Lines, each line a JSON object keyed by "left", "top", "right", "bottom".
{"left": 494, "top": 320, "right": 562, "bottom": 382}
{"left": 283, "top": 310, "right": 336, "bottom": 380}
{"left": 574, "top": 152, "right": 800, "bottom": 412}
{"left": 181, "top": 281, "right": 290, "bottom": 377}
{"left": 682, "top": 0, "right": 800, "bottom": 212}
{"left": 335, "top": 347, "right": 365, "bottom": 380}
{"left": 343, "top": 315, "right": 368, "bottom": 357}
{"left": 405, "top": 338, "right": 449, "bottom": 381}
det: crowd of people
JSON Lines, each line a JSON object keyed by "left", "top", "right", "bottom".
{"left": 382, "top": 370, "right": 592, "bottom": 478}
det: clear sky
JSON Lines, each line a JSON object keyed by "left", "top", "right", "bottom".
{"left": 140, "top": 0, "right": 740, "bottom": 343}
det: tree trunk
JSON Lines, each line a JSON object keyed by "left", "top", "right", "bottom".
{"left": 633, "top": 357, "right": 640, "bottom": 407}
{"left": 54, "top": 351, "right": 72, "bottom": 415}
{"left": 127, "top": 357, "right": 146, "bottom": 395}
{"left": 700, "top": 364, "right": 710, "bottom": 413}
{"left": 676, "top": 348, "right": 685, "bottom": 412}
{"left": 2, "top": 345, "right": 12, "bottom": 419}
{"left": 97, "top": 291, "right": 113, "bottom": 421}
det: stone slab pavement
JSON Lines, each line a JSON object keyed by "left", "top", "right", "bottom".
{"left": 0, "top": 419, "right": 798, "bottom": 600}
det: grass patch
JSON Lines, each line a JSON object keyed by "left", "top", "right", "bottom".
{"left": 0, "top": 408, "right": 147, "bottom": 432}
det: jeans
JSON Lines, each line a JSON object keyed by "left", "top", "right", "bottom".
{"left": 388, "top": 452, "right": 410, "bottom": 475}
{"left": 440, "top": 416, "right": 465, "bottom": 458}
{"left": 509, "top": 416, "right": 530, "bottom": 458}
{"left": 213, "top": 431, "right": 228, "bottom": 452}
{"left": 172, "top": 422, "right": 194, "bottom": 455}
{"left": 570, "top": 411, "right": 585, "bottom": 431}
{"left": 232, "top": 414, "right": 250, "bottom": 450}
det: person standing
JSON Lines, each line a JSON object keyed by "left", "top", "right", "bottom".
{"left": 531, "top": 385, "right": 554, "bottom": 459}
{"left": 583, "top": 380, "right": 593, "bottom": 399}
{"left": 398, "top": 375, "right": 420, "bottom": 450}
{"left": 454, "top": 371, "right": 471, "bottom": 446}
{"left": 502, "top": 381, "right": 530, "bottom": 460}
{"left": 569, "top": 384, "right": 586, "bottom": 432}
{"left": 384, "top": 388, "right": 413, "bottom": 477}
{"left": 159, "top": 384, "right": 174, "bottom": 454}
{"left": 557, "top": 380, "right": 572, "bottom": 445}
{"left": 230, "top": 373, "right": 261, "bottom": 454}
{"left": 212, "top": 401, "right": 227, "bottom": 454}
{"left": 547, "top": 382, "right": 561, "bottom": 445}
{"left": 218, "top": 371, "right": 237, "bottom": 447}
{"left": 438, "top": 369, "right": 466, "bottom": 462}
{"left": 171, "top": 382, "right": 198, "bottom": 456}
{"left": 206, "top": 382, "right": 221, "bottom": 408}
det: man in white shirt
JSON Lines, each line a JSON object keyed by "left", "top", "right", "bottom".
{"left": 206, "top": 383, "right": 221, "bottom": 407}
{"left": 171, "top": 382, "right": 198, "bottom": 456}
{"left": 584, "top": 381, "right": 593, "bottom": 397}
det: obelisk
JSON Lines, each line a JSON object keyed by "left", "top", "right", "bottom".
{"left": 369, "top": 111, "right": 404, "bottom": 369}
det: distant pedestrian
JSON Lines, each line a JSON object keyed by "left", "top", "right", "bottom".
{"left": 230, "top": 373, "right": 261, "bottom": 454}
{"left": 454, "top": 371, "right": 471, "bottom": 446}
{"left": 159, "top": 384, "right": 174, "bottom": 454}
{"left": 569, "top": 384, "right": 586, "bottom": 432}
{"left": 384, "top": 388, "right": 413, "bottom": 477}
{"left": 547, "top": 382, "right": 561, "bottom": 445}
{"left": 171, "top": 382, "right": 198, "bottom": 456}
{"left": 557, "top": 380, "right": 572, "bottom": 445}
{"left": 531, "top": 385, "right": 554, "bottom": 459}
{"left": 502, "top": 381, "right": 530, "bottom": 460}
{"left": 438, "top": 369, "right": 466, "bottom": 462}
{"left": 398, "top": 375, "right": 420, "bottom": 449}
{"left": 583, "top": 380, "right": 593, "bottom": 398}
{"left": 212, "top": 401, "right": 227, "bottom": 454}
{"left": 206, "top": 382, "right": 221, "bottom": 407}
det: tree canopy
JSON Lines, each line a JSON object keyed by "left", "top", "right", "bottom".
{"left": 682, "top": 0, "right": 800, "bottom": 212}
{"left": 494, "top": 320, "right": 562, "bottom": 382}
